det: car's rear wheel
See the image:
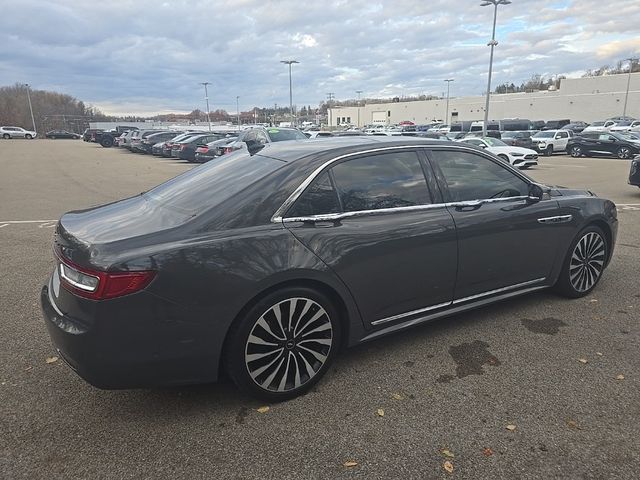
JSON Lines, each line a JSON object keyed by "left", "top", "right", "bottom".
{"left": 569, "top": 145, "right": 582, "bottom": 157}
{"left": 2, "top": 133, "right": 10, "bottom": 139}
{"left": 617, "top": 147, "right": 631, "bottom": 159}
{"left": 224, "top": 287, "right": 341, "bottom": 401}
{"left": 100, "top": 137, "right": 113, "bottom": 148}
{"left": 545, "top": 145, "right": 553, "bottom": 156}
{"left": 553, "top": 225, "right": 608, "bottom": 298}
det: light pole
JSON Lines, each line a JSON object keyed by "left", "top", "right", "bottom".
{"left": 356, "top": 90, "right": 363, "bottom": 127}
{"left": 481, "top": 0, "right": 511, "bottom": 137}
{"left": 236, "top": 96, "right": 240, "bottom": 127}
{"left": 444, "top": 79, "right": 454, "bottom": 124}
{"left": 199, "top": 82, "right": 212, "bottom": 131}
{"left": 623, "top": 57, "right": 638, "bottom": 119}
{"left": 24, "top": 84, "right": 36, "bottom": 133}
{"left": 280, "top": 60, "right": 299, "bottom": 127}
{"left": 326, "top": 92, "right": 335, "bottom": 128}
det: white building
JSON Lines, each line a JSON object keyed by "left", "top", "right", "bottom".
{"left": 328, "top": 72, "right": 640, "bottom": 127}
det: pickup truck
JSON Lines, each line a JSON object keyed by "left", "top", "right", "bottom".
{"left": 530, "top": 129, "right": 573, "bottom": 156}
{"left": 93, "top": 126, "right": 139, "bottom": 147}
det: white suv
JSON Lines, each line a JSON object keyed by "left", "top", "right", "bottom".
{"left": 1, "top": 126, "right": 37, "bottom": 139}
{"left": 531, "top": 129, "right": 573, "bottom": 156}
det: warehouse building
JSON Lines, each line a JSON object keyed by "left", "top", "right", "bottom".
{"left": 328, "top": 72, "right": 640, "bottom": 127}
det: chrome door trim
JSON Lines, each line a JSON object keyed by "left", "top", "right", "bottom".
{"left": 271, "top": 143, "right": 532, "bottom": 223}
{"left": 281, "top": 202, "right": 449, "bottom": 223}
{"left": 452, "top": 277, "right": 546, "bottom": 305}
{"left": 370, "top": 277, "right": 546, "bottom": 327}
{"left": 537, "top": 214, "right": 573, "bottom": 224}
{"left": 371, "top": 301, "right": 452, "bottom": 326}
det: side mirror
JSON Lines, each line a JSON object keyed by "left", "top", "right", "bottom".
{"left": 527, "top": 183, "right": 545, "bottom": 202}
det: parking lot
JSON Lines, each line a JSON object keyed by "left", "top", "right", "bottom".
{"left": 1, "top": 139, "right": 639, "bottom": 479}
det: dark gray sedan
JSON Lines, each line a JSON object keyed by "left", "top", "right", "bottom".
{"left": 41, "top": 138, "right": 618, "bottom": 401}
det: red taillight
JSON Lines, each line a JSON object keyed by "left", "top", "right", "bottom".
{"left": 55, "top": 250, "right": 156, "bottom": 300}
{"left": 196, "top": 146, "right": 208, "bottom": 153}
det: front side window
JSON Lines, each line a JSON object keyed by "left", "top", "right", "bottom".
{"left": 432, "top": 150, "right": 529, "bottom": 202}
{"left": 556, "top": 131, "right": 569, "bottom": 139}
{"left": 331, "top": 151, "right": 431, "bottom": 212}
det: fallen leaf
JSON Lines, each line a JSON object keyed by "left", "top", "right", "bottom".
{"left": 578, "top": 358, "right": 588, "bottom": 364}
{"left": 505, "top": 424, "right": 517, "bottom": 431}
{"left": 566, "top": 419, "right": 581, "bottom": 430}
{"left": 596, "top": 352, "right": 603, "bottom": 356}
{"left": 483, "top": 447, "right": 494, "bottom": 457}
{"left": 376, "top": 408, "right": 385, "bottom": 417}
{"left": 441, "top": 448, "right": 455, "bottom": 458}
{"left": 45, "top": 356, "right": 59, "bottom": 364}
{"left": 616, "top": 374, "right": 625, "bottom": 380}
{"left": 343, "top": 461, "right": 358, "bottom": 468}
{"left": 391, "top": 393, "right": 404, "bottom": 400}
{"left": 443, "top": 461, "right": 454, "bottom": 473}
{"left": 256, "top": 406, "right": 270, "bottom": 413}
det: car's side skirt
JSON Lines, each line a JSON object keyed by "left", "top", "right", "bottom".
{"left": 359, "top": 281, "right": 549, "bottom": 343}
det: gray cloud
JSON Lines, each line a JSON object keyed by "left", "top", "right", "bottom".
{"left": 1, "top": 0, "right": 638, "bottom": 115}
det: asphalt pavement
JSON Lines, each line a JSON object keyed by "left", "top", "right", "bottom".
{"left": 1, "top": 139, "right": 638, "bottom": 479}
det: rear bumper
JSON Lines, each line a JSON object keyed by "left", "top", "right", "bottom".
{"left": 40, "top": 278, "right": 221, "bottom": 389}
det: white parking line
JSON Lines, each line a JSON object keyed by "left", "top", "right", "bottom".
{"left": 0, "top": 220, "right": 57, "bottom": 223}
{"left": 0, "top": 224, "right": 8, "bottom": 229}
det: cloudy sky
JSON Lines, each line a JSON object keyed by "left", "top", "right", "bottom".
{"left": 2, "top": 0, "right": 639, "bottom": 115}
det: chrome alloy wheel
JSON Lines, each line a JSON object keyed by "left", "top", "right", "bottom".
{"left": 569, "top": 232, "right": 606, "bottom": 292}
{"left": 244, "top": 297, "right": 333, "bottom": 392}
{"left": 617, "top": 147, "right": 631, "bottom": 159}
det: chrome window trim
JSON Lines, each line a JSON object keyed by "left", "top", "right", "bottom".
{"left": 369, "top": 277, "right": 546, "bottom": 327}
{"left": 271, "top": 143, "right": 527, "bottom": 223}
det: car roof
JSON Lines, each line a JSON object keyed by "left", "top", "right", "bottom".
{"left": 253, "top": 136, "right": 458, "bottom": 163}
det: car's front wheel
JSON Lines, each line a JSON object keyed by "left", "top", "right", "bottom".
{"left": 25, "top": 134, "right": 33, "bottom": 139}
{"left": 224, "top": 287, "right": 341, "bottom": 401}
{"left": 545, "top": 145, "right": 553, "bottom": 156}
{"left": 553, "top": 225, "right": 608, "bottom": 298}
{"left": 617, "top": 147, "right": 631, "bottom": 159}
{"left": 569, "top": 145, "right": 582, "bottom": 157}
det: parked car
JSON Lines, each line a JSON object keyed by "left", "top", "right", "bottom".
{"left": 562, "top": 122, "right": 589, "bottom": 134}
{"left": 116, "top": 130, "right": 136, "bottom": 148}
{"left": 567, "top": 132, "right": 640, "bottom": 159}
{"left": 131, "top": 130, "right": 165, "bottom": 152}
{"left": 139, "top": 131, "right": 183, "bottom": 154}
{"left": 1, "top": 126, "right": 37, "bottom": 139}
{"left": 629, "top": 156, "right": 640, "bottom": 188}
{"left": 542, "top": 119, "right": 570, "bottom": 130}
{"left": 531, "top": 129, "right": 573, "bottom": 156}
{"left": 94, "top": 130, "right": 121, "bottom": 147}
{"left": 82, "top": 129, "right": 100, "bottom": 142}
{"left": 582, "top": 120, "right": 617, "bottom": 133}
{"left": 193, "top": 137, "right": 238, "bottom": 163}
{"left": 223, "top": 127, "right": 308, "bottom": 155}
{"left": 459, "top": 136, "right": 538, "bottom": 168}
{"left": 161, "top": 133, "right": 200, "bottom": 157}
{"left": 610, "top": 120, "right": 640, "bottom": 133}
{"left": 45, "top": 130, "right": 80, "bottom": 139}
{"left": 500, "top": 131, "right": 534, "bottom": 149}
{"left": 171, "top": 134, "right": 224, "bottom": 161}
{"left": 305, "top": 131, "right": 334, "bottom": 139}
{"left": 41, "top": 137, "right": 618, "bottom": 400}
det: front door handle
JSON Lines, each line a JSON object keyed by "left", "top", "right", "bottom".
{"left": 537, "top": 215, "right": 573, "bottom": 224}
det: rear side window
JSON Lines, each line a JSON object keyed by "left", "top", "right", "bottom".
{"left": 432, "top": 150, "right": 529, "bottom": 202}
{"left": 331, "top": 151, "right": 431, "bottom": 212}
{"left": 287, "top": 172, "right": 340, "bottom": 217}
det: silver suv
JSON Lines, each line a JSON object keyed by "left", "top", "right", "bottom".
{"left": 1, "top": 126, "right": 37, "bottom": 139}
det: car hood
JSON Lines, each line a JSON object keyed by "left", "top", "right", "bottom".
{"left": 488, "top": 146, "right": 536, "bottom": 154}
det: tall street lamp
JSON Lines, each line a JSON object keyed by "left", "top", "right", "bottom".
{"left": 236, "top": 96, "right": 240, "bottom": 127}
{"left": 24, "top": 84, "right": 36, "bottom": 133}
{"left": 444, "top": 79, "right": 454, "bottom": 124}
{"left": 280, "top": 60, "right": 299, "bottom": 126}
{"left": 199, "top": 82, "right": 212, "bottom": 131}
{"left": 356, "top": 90, "right": 363, "bottom": 127}
{"left": 481, "top": 0, "right": 511, "bottom": 137}
{"left": 623, "top": 57, "right": 638, "bottom": 119}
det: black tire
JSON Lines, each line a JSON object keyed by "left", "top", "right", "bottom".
{"left": 616, "top": 147, "right": 631, "bottom": 159}
{"left": 553, "top": 225, "right": 608, "bottom": 298}
{"left": 100, "top": 137, "right": 114, "bottom": 148}
{"left": 2, "top": 133, "right": 10, "bottom": 139}
{"left": 25, "top": 134, "right": 33, "bottom": 139}
{"left": 569, "top": 145, "right": 582, "bottom": 157}
{"left": 545, "top": 145, "right": 553, "bottom": 156}
{"left": 224, "top": 286, "right": 341, "bottom": 401}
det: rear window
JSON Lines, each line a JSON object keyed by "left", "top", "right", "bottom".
{"left": 266, "top": 129, "right": 308, "bottom": 142}
{"left": 143, "top": 152, "right": 282, "bottom": 214}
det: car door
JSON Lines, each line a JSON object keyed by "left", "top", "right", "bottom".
{"left": 554, "top": 130, "right": 569, "bottom": 150}
{"left": 282, "top": 149, "right": 458, "bottom": 326}
{"left": 597, "top": 133, "right": 617, "bottom": 155}
{"left": 427, "top": 147, "right": 563, "bottom": 301}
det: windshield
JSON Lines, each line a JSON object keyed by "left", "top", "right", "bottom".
{"left": 266, "top": 129, "right": 309, "bottom": 142}
{"left": 143, "top": 151, "right": 282, "bottom": 214}
{"left": 591, "top": 122, "right": 605, "bottom": 126}
{"left": 533, "top": 132, "right": 554, "bottom": 138}
{"left": 484, "top": 138, "right": 507, "bottom": 147}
